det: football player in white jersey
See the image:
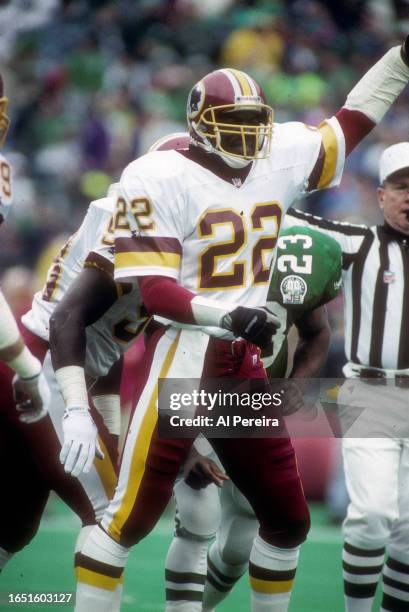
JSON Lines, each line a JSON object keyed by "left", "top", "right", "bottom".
{"left": 0, "top": 74, "right": 50, "bottom": 424}
{"left": 46, "top": 133, "right": 279, "bottom": 598}
{"left": 66, "top": 40, "right": 409, "bottom": 612}
{"left": 0, "top": 182, "right": 150, "bottom": 589}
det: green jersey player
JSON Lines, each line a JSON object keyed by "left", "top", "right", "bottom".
{"left": 264, "top": 224, "right": 342, "bottom": 379}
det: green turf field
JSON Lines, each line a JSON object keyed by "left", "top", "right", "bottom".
{"left": 2, "top": 498, "right": 381, "bottom": 611}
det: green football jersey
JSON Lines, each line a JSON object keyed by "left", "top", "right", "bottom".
{"left": 264, "top": 225, "right": 342, "bottom": 377}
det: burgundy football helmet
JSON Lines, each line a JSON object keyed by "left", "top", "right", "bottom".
{"left": 186, "top": 68, "right": 273, "bottom": 166}
{"left": 148, "top": 132, "right": 190, "bottom": 152}
{"left": 0, "top": 75, "right": 10, "bottom": 148}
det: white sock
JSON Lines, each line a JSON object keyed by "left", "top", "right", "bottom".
{"left": 203, "top": 541, "right": 247, "bottom": 611}
{"left": 75, "top": 583, "right": 119, "bottom": 612}
{"left": 343, "top": 541, "right": 384, "bottom": 612}
{"left": 345, "top": 597, "right": 373, "bottom": 612}
{"left": 165, "top": 536, "right": 208, "bottom": 611}
{"left": 249, "top": 536, "right": 299, "bottom": 612}
{"left": 75, "top": 525, "right": 128, "bottom": 612}
{"left": 381, "top": 555, "right": 409, "bottom": 611}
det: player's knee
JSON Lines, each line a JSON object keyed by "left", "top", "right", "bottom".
{"left": 80, "top": 525, "right": 129, "bottom": 567}
{"left": 219, "top": 538, "right": 253, "bottom": 566}
{"left": 174, "top": 480, "right": 221, "bottom": 540}
{"left": 176, "top": 497, "right": 221, "bottom": 540}
{"left": 1, "top": 521, "right": 39, "bottom": 553}
{"left": 261, "top": 511, "right": 311, "bottom": 548}
{"left": 347, "top": 509, "right": 394, "bottom": 541}
{"left": 287, "top": 513, "right": 311, "bottom": 547}
{"left": 217, "top": 516, "right": 258, "bottom": 566}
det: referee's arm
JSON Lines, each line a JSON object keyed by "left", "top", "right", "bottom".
{"left": 285, "top": 208, "right": 372, "bottom": 267}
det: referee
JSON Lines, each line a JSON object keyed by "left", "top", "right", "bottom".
{"left": 289, "top": 142, "right": 409, "bottom": 612}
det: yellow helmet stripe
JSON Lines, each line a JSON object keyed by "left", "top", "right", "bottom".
{"left": 228, "top": 69, "right": 253, "bottom": 97}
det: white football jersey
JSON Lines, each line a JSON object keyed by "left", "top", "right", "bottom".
{"left": 113, "top": 118, "right": 345, "bottom": 336}
{"left": 22, "top": 186, "right": 147, "bottom": 379}
{"left": 0, "top": 152, "right": 12, "bottom": 224}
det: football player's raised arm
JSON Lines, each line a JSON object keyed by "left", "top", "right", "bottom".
{"left": 336, "top": 39, "right": 409, "bottom": 155}
{"left": 308, "top": 38, "right": 409, "bottom": 191}
{"left": 285, "top": 208, "right": 370, "bottom": 259}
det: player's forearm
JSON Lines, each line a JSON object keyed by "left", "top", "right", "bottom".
{"left": 49, "top": 304, "right": 87, "bottom": 370}
{"left": 336, "top": 44, "right": 409, "bottom": 155}
{"left": 139, "top": 276, "right": 279, "bottom": 347}
{"left": 50, "top": 307, "right": 89, "bottom": 408}
{"left": 290, "top": 325, "right": 330, "bottom": 380}
{"left": 0, "top": 290, "right": 41, "bottom": 378}
{"left": 138, "top": 275, "right": 238, "bottom": 327}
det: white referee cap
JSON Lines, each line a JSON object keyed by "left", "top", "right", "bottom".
{"left": 379, "top": 142, "right": 409, "bottom": 183}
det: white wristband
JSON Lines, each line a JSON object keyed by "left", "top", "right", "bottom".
{"left": 344, "top": 46, "right": 409, "bottom": 124}
{"left": 8, "top": 346, "right": 41, "bottom": 379}
{"left": 55, "top": 365, "right": 89, "bottom": 408}
{"left": 92, "top": 394, "right": 121, "bottom": 436}
{"left": 191, "top": 295, "right": 237, "bottom": 328}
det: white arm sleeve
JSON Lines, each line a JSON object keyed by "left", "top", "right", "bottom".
{"left": 344, "top": 46, "right": 409, "bottom": 123}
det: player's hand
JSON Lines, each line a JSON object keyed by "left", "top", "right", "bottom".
{"left": 222, "top": 306, "right": 280, "bottom": 350}
{"left": 13, "top": 371, "right": 50, "bottom": 424}
{"left": 184, "top": 455, "right": 229, "bottom": 490}
{"left": 60, "top": 405, "right": 104, "bottom": 477}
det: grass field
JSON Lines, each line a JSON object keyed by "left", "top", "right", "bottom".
{"left": 2, "top": 498, "right": 381, "bottom": 611}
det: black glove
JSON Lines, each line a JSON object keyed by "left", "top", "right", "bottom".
{"left": 222, "top": 306, "right": 280, "bottom": 349}
{"left": 401, "top": 36, "right": 409, "bottom": 67}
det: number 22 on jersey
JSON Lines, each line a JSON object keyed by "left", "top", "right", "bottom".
{"left": 198, "top": 201, "right": 282, "bottom": 289}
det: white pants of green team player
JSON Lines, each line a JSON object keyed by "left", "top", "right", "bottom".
{"left": 165, "top": 438, "right": 259, "bottom": 612}
{"left": 338, "top": 378, "right": 409, "bottom": 611}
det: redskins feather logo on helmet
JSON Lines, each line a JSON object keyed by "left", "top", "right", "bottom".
{"left": 187, "top": 68, "right": 273, "bottom": 166}
{"left": 0, "top": 75, "right": 10, "bottom": 148}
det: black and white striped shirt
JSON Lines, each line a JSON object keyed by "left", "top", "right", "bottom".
{"left": 287, "top": 208, "right": 409, "bottom": 371}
